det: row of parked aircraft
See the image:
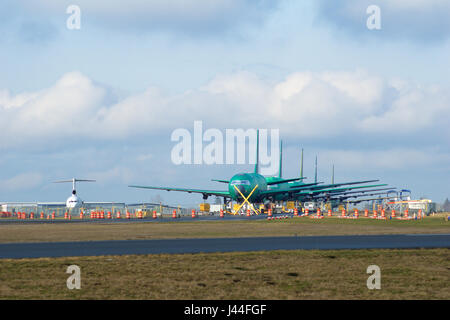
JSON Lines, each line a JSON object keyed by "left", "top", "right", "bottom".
{"left": 1, "top": 132, "right": 400, "bottom": 212}
{"left": 130, "top": 133, "right": 399, "bottom": 210}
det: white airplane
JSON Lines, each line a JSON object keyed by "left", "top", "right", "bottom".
{"left": 0, "top": 178, "right": 125, "bottom": 212}
{"left": 1, "top": 178, "right": 173, "bottom": 213}
{"left": 40, "top": 178, "right": 126, "bottom": 210}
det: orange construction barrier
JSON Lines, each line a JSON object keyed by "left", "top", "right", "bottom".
{"left": 355, "top": 209, "right": 359, "bottom": 219}
{"left": 246, "top": 209, "right": 251, "bottom": 217}
{"left": 391, "top": 209, "right": 396, "bottom": 218}
{"left": 328, "top": 209, "right": 332, "bottom": 217}
{"left": 341, "top": 209, "right": 346, "bottom": 218}
{"left": 64, "top": 212, "right": 68, "bottom": 219}
{"left": 107, "top": 211, "right": 112, "bottom": 219}
{"left": 51, "top": 212, "right": 55, "bottom": 219}
{"left": 126, "top": 211, "right": 131, "bottom": 219}
{"left": 268, "top": 208, "right": 273, "bottom": 218}
{"left": 172, "top": 210, "right": 177, "bottom": 219}
{"left": 152, "top": 210, "right": 157, "bottom": 219}
{"left": 405, "top": 210, "right": 409, "bottom": 218}
{"left": 219, "top": 209, "right": 224, "bottom": 218}
{"left": 294, "top": 208, "right": 298, "bottom": 216}
{"left": 364, "top": 209, "right": 369, "bottom": 217}
{"left": 381, "top": 209, "right": 385, "bottom": 219}
{"left": 30, "top": 212, "right": 34, "bottom": 219}
{"left": 316, "top": 208, "right": 321, "bottom": 217}
{"left": 305, "top": 208, "right": 309, "bottom": 216}
{"left": 373, "top": 210, "right": 378, "bottom": 218}
{"left": 40, "top": 212, "right": 44, "bottom": 219}
{"left": 80, "top": 211, "right": 84, "bottom": 219}
{"left": 116, "top": 211, "right": 121, "bottom": 219}
{"left": 192, "top": 209, "right": 196, "bottom": 218}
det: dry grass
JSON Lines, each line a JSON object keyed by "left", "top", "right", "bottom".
{"left": 0, "top": 216, "right": 448, "bottom": 244}
{"left": 0, "top": 248, "right": 448, "bottom": 299}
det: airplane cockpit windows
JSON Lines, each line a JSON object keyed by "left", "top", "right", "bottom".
{"left": 230, "top": 180, "right": 251, "bottom": 186}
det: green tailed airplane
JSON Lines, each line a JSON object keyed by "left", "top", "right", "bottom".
{"left": 129, "top": 131, "right": 306, "bottom": 203}
{"left": 129, "top": 132, "right": 387, "bottom": 205}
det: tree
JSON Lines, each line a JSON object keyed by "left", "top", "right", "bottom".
{"left": 443, "top": 198, "right": 450, "bottom": 212}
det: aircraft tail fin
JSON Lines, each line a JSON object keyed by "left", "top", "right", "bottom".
{"left": 278, "top": 140, "right": 283, "bottom": 178}
{"left": 254, "top": 129, "right": 259, "bottom": 174}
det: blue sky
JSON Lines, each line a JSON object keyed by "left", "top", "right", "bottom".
{"left": 1, "top": 0, "right": 449, "bottom": 206}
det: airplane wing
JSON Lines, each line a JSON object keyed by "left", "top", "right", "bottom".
{"left": 83, "top": 202, "right": 126, "bottom": 208}
{"left": 37, "top": 202, "right": 65, "bottom": 207}
{"left": 260, "top": 182, "right": 323, "bottom": 197}
{"left": 295, "top": 184, "right": 389, "bottom": 197}
{"left": 266, "top": 177, "right": 307, "bottom": 185}
{"left": 128, "top": 185, "right": 231, "bottom": 199}
{"left": 289, "top": 180, "right": 379, "bottom": 190}
{"left": 126, "top": 202, "right": 179, "bottom": 209}
{"left": 211, "top": 179, "right": 230, "bottom": 183}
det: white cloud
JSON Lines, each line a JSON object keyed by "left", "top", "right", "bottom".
{"left": 318, "top": 148, "right": 450, "bottom": 170}
{"left": 1, "top": 69, "right": 449, "bottom": 150}
{"left": 316, "top": 0, "right": 450, "bottom": 42}
{"left": 0, "top": 172, "right": 43, "bottom": 191}
{"left": 17, "top": 0, "right": 279, "bottom": 35}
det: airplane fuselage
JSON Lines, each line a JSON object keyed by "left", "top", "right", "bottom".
{"left": 228, "top": 173, "right": 268, "bottom": 202}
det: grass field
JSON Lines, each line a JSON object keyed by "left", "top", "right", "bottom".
{"left": 0, "top": 216, "right": 448, "bottom": 243}
{"left": 0, "top": 248, "right": 448, "bottom": 299}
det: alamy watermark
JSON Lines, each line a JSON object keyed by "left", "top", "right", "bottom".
{"left": 366, "top": 265, "right": 381, "bottom": 289}
{"left": 367, "top": 5, "right": 381, "bottom": 30}
{"left": 66, "top": 4, "right": 81, "bottom": 30}
{"left": 66, "top": 265, "right": 81, "bottom": 289}
{"left": 171, "top": 121, "right": 280, "bottom": 176}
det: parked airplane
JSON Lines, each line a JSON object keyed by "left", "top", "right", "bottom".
{"left": 129, "top": 132, "right": 388, "bottom": 208}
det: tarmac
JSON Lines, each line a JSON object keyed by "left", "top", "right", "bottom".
{"left": 1, "top": 234, "right": 449, "bottom": 259}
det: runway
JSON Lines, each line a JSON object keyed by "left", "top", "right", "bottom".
{"left": 0, "top": 234, "right": 449, "bottom": 259}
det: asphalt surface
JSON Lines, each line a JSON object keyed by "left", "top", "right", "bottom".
{"left": 0, "top": 234, "right": 449, "bottom": 259}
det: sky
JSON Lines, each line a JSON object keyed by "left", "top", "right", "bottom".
{"left": 0, "top": 0, "right": 449, "bottom": 206}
